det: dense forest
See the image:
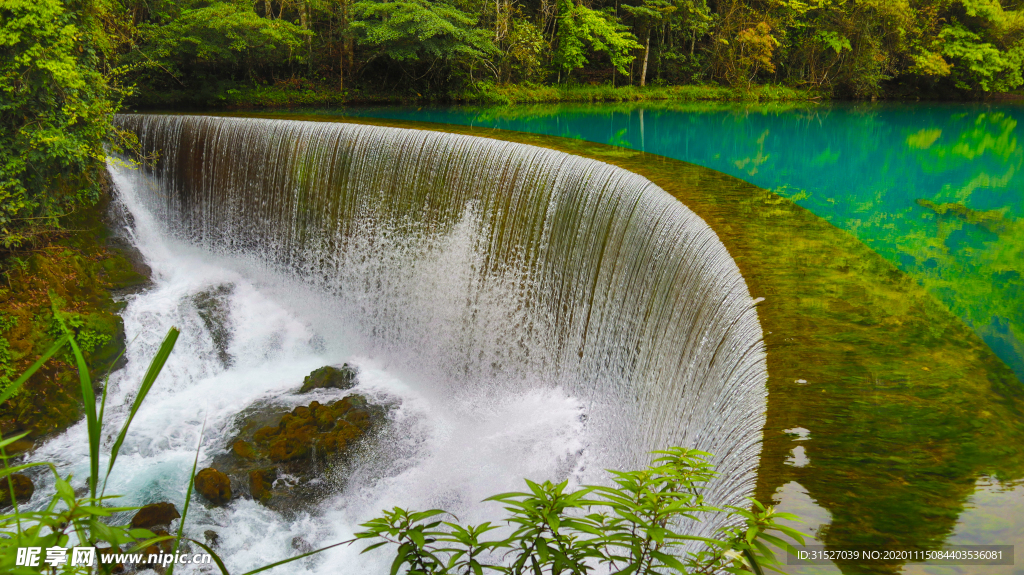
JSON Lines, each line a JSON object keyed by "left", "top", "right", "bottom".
{"left": 117, "top": 0, "right": 1024, "bottom": 100}
{"left": 4, "top": 0, "right": 1024, "bottom": 243}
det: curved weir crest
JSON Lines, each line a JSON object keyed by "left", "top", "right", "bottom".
{"left": 114, "top": 113, "right": 767, "bottom": 540}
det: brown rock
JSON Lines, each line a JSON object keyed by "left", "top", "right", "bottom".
{"left": 210, "top": 391, "right": 385, "bottom": 514}
{"left": 145, "top": 529, "right": 174, "bottom": 554}
{"left": 232, "top": 439, "right": 256, "bottom": 459}
{"left": 0, "top": 473, "right": 34, "bottom": 507}
{"left": 255, "top": 396, "right": 374, "bottom": 463}
{"left": 299, "top": 364, "right": 357, "bottom": 393}
{"left": 4, "top": 438, "right": 34, "bottom": 455}
{"left": 131, "top": 502, "right": 180, "bottom": 529}
{"left": 249, "top": 467, "right": 277, "bottom": 502}
{"left": 141, "top": 529, "right": 175, "bottom": 573}
{"left": 194, "top": 468, "right": 232, "bottom": 505}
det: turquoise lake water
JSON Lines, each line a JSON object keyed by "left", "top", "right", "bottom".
{"left": 322, "top": 102, "right": 1024, "bottom": 385}
{"left": 208, "top": 106, "right": 1024, "bottom": 574}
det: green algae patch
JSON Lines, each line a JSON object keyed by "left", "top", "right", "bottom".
{"left": 0, "top": 190, "right": 149, "bottom": 440}
{"left": 915, "top": 199, "right": 1010, "bottom": 234}
{"left": 212, "top": 111, "right": 1024, "bottom": 573}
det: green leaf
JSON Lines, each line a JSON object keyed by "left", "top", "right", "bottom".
{"left": 409, "top": 509, "right": 446, "bottom": 522}
{"left": 169, "top": 415, "right": 203, "bottom": 575}
{"left": 744, "top": 547, "right": 766, "bottom": 575}
{"left": 103, "top": 327, "right": 179, "bottom": 496}
{"left": 650, "top": 549, "right": 688, "bottom": 572}
{"left": 0, "top": 335, "right": 69, "bottom": 404}
{"left": 360, "top": 541, "right": 389, "bottom": 554}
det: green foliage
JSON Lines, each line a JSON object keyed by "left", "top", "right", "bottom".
{"left": 0, "top": 328, "right": 178, "bottom": 573}
{"left": 0, "top": 0, "right": 123, "bottom": 248}
{"left": 496, "top": 16, "right": 546, "bottom": 84}
{"left": 939, "top": 24, "right": 1024, "bottom": 92}
{"left": 48, "top": 292, "right": 111, "bottom": 358}
{"left": 98, "top": 0, "right": 1024, "bottom": 101}
{"left": 349, "top": 0, "right": 497, "bottom": 89}
{"left": 356, "top": 448, "right": 805, "bottom": 574}
{"left": 0, "top": 314, "right": 17, "bottom": 393}
{"left": 553, "top": 0, "right": 642, "bottom": 78}
{"left": 133, "top": 1, "right": 310, "bottom": 85}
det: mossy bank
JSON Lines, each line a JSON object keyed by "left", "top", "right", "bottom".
{"left": 0, "top": 181, "right": 149, "bottom": 444}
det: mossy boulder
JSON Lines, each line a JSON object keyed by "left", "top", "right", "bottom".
{"left": 194, "top": 468, "right": 232, "bottom": 505}
{"left": 131, "top": 502, "right": 180, "bottom": 529}
{"left": 0, "top": 473, "right": 34, "bottom": 507}
{"left": 248, "top": 467, "right": 277, "bottom": 502}
{"left": 211, "top": 391, "right": 385, "bottom": 514}
{"left": 299, "top": 364, "right": 357, "bottom": 393}
{"left": 252, "top": 397, "right": 373, "bottom": 463}
{"left": 232, "top": 439, "right": 256, "bottom": 459}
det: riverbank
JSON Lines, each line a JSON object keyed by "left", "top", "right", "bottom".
{"left": 0, "top": 181, "right": 149, "bottom": 446}
{"left": 128, "top": 81, "right": 821, "bottom": 110}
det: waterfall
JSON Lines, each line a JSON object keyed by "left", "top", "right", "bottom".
{"left": 113, "top": 113, "right": 767, "bottom": 542}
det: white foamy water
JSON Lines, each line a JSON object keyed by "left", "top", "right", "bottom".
{"left": 30, "top": 113, "right": 768, "bottom": 573}
{"left": 30, "top": 163, "right": 592, "bottom": 574}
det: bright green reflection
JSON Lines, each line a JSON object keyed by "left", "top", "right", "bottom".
{"left": 323, "top": 103, "right": 1024, "bottom": 384}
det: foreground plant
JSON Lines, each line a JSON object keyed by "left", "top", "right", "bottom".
{"left": 0, "top": 324, "right": 179, "bottom": 574}
{"left": 355, "top": 448, "right": 804, "bottom": 574}
{"left": 2, "top": 325, "right": 802, "bottom": 574}
{"left": 0, "top": 327, "right": 343, "bottom": 574}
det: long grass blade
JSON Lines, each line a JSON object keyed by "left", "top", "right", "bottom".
{"left": 97, "top": 339, "right": 133, "bottom": 433}
{"left": 66, "top": 335, "right": 99, "bottom": 500}
{"left": 102, "top": 327, "right": 179, "bottom": 496}
{"left": 239, "top": 541, "right": 350, "bottom": 575}
{"left": 0, "top": 334, "right": 69, "bottom": 404}
{"left": 185, "top": 538, "right": 233, "bottom": 575}
{"left": 168, "top": 416, "right": 205, "bottom": 575}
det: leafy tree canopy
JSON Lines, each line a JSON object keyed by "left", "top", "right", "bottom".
{"left": 554, "top": 0, "right": 642, "bottom": 77}
{"left": 349, "top": 0, "right": 497, "bottom": 86}
{"left": 132, "top": 1, "right": 309, "bottom": 84}
{"left": 0, "top": 0, "right": 121, "bottom": 247}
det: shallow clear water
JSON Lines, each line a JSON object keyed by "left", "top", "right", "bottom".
{"left": 323, "top": 102, "right": 1024, "bottom": 384}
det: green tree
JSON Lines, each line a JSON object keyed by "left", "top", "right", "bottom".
{"left": 348, "top": 0, "right": 498, "bottom": 90}
{"left": 621, "top": 0, "right": 676, "bottom": 86}
{"left": 129, "top": 1, "right": 309, "bottom": 93}
{"left": 0, "top": 0, "right": 124, "bottom": 248}
{"left": 552, "top": 0, "right": 641, "bottom": 82}
{"left": 936, "top": 0, "right": 1024, "bottom": 93}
